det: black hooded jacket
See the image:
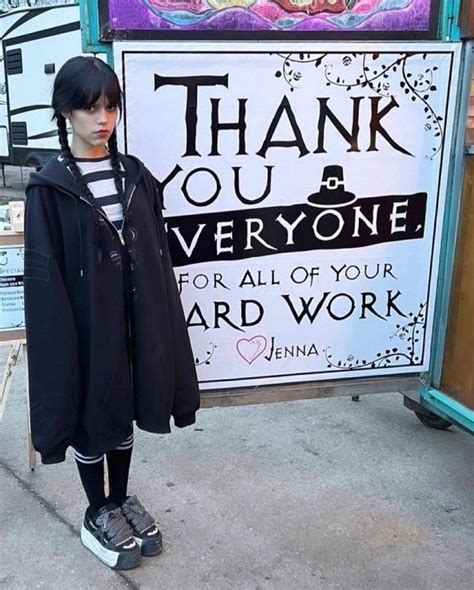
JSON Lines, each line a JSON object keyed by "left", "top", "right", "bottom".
{"left": 24, "top": 154, "right": 200, "bottom": 464}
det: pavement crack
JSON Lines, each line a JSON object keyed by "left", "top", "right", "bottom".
{"left": 0, "top": 459, "right": 140, "bottom": 590}
{"left": 299, "top": 443, "right": 320, "bottom": 457}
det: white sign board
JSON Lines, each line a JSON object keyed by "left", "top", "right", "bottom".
{"left": 115, "top": 42, "right": 460, "bottom": 390}
{"left": 0, "top": 245, "right": 24, "bottom": 332}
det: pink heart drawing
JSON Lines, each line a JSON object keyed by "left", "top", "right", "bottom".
{"left": 236, "top": 336, "right": 267, "bottom": 365}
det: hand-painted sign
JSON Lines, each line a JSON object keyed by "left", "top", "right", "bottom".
{"left": 116, "top": 42, "right": 459, "bottom": 389}
{"left": 102, "top": 0, "right": 440, "bottom": 38}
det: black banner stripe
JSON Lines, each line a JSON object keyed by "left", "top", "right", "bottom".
{"left": 166, "top": 193, "right": 427, "bottom": 267}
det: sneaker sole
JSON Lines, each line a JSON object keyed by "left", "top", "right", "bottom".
{"left": 135, "top": 532, "right": 163, "bottom": 557}
{"left": 81, "top": 525, "right": 141, "bottom": 570}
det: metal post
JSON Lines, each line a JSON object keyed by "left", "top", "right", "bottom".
{"left": 23, "top": 344, "right": 36, "bottom": 470}
{"left": 79, "top": 0, "right": 114, "bottom": 64}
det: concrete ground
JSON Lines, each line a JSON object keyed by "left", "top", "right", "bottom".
{"left": 0, "top": 347, "right": 473, "bottom": 590}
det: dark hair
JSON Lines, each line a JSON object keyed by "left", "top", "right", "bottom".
{"left": 52, "top": 57, "right": 128, "bottom": 246}
{"left": 52, "top": 55, "right": 122, "bottom": 117}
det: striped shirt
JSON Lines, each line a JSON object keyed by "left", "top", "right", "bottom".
{"left": 75, "top": 155, "right": 125, "bottom": 231}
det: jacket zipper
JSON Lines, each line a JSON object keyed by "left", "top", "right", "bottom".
{"left": 99, "top": 207, "right": 126, "bottom": 245}
{"left": 126, "top": 185, "right": 137, "bottom": 215}
{"left": 61, "top": 186, "right": 137, "bottom": 246}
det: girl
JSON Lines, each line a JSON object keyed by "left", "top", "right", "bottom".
{"left": 24, "top": 56, "right": 200, "bottom": 570}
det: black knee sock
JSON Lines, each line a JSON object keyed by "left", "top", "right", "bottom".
{"left": 106, "top": 446, "right": 133, "bottom": 506}
{"left": 75, "top": 459, "right": 107, "bottom": 516}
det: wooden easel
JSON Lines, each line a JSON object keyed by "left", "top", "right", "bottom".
{"left": 0, "top": 341, "right": 21, "bottom": 422}
{"left": 0, "top": 225, "right": 37, "bottom": 470}
{"left": 0, "top": 340, "right": 36, "bottom": 469}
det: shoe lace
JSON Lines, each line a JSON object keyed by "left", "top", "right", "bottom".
{"left": 96, "top": 507, "right": 133, "bottom": 545}
{"left": 122, "top": 496, "right": 155, "bottom": 532}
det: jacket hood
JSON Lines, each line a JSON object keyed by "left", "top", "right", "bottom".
{"left": 27, "top": 153, "right": 145, "bottom": 197}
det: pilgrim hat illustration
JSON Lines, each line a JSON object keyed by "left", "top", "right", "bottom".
{"left": 307, "top": 165, "right": 356, "bottom": 208}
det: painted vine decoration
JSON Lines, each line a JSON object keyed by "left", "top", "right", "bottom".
{"left": 274, "top": 52, "right": 444, "bottom": 159}
{"left": 275, "top": 52, "right": 327, "bottom": 90}
{"left": 195, "top": 342, "right": 217, "bottom": 366}
{"left": 324, "top": 302, "right": 427, "bottom": 370}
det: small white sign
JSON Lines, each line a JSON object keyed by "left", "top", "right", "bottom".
{"left": 9, "top": 201, "right": 24, "bottom": 233}
{"left": 0, "top": 246, "right": 25, "bottom": 332}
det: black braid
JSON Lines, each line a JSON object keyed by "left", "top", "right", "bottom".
{"left": 57, "top": 114, "right": 105, "bottom": 260}
{"left": 108, "top": 130, "right": 129, "bottom": 227}
{"left": 108, "top": 129, "right": 138, "bottom": 305}
{"left": 108, "top": 129, "right": 138, "bottom": 291}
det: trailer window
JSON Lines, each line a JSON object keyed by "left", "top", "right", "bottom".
{"left": 5, "top": 49, "right": 23, "bottom": 76}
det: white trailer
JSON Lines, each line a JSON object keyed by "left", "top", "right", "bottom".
{"left": 0, "top": 3, "right": 82, "bottom": 168}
